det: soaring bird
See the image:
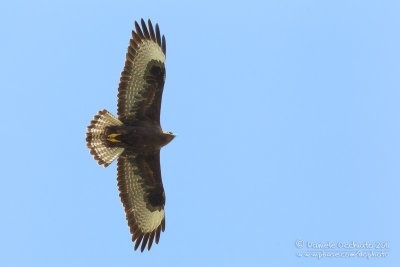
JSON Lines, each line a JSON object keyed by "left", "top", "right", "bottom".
{"left": 86, "top": 19, "right": 174, "bottom": 252}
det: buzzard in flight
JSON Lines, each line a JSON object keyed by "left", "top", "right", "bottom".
{"left": 86, "top": 19, "right": 174, "bottom": 252}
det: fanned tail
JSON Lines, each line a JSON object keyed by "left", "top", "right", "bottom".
{"left": 86, "top": 109, "right": 124, "bottom": 167}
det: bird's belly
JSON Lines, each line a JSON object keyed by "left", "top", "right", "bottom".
{"left": 105, "top": 125, "right": 167, "bottom": 149}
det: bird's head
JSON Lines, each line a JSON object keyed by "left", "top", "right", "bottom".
{"left": 162, "top": 130, "right": 176, "bottom": 144}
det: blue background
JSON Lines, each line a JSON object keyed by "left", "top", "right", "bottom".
{"left": 1, "top": 1, "right": 399, "bottom": 266}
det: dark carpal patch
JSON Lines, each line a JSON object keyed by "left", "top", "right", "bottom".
{"left": 145, "top": 186, "right": 166, "bottom": 210}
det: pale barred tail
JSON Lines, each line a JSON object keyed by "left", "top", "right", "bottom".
{"left": 86, "top": 109, "right": 124, "bottom": 167}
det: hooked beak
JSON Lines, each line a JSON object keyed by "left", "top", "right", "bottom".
{"left": 163, "top": 130, "right": 176, "bottom": 137}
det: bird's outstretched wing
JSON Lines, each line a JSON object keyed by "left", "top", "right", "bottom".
{"left": 118, "top": 19, "right": 166, "bottom": 126}
{"left": 117, "top": 150, "right": 166, "bottom": 252}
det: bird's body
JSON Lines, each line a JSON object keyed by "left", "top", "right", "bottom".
{"left": 105, "top": 124, "right": 175, "bottom": 150}
{"left": 86, "top": 19, "right": 174, "bottom": 252}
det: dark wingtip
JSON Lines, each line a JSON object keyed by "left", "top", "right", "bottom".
{"left": 155, "top": 226, "right": 161, "bottom": 244}
{"left": 161, "top": 218, "right": 165, "bottom": 232}
{"left": 155, "top": 23, "right": 161, "bottom": 46}
{"left": 141, "top": 18, "right": 150, "bottom": 39}
{"left": 134, "top": 234, "right": 143, "bottom": 251}
{"left": 135, "top": 20, "right": 144, "bottom": 38}
{"left": 147, "top": 232, "right": 155, "bottom": 250}
{"left": 161, "top": 35, "right": 166, "bottom": 55}
{"left": 148, "top": 19, "right": 156, "bottom": 41}
{"left": 140, "top": 234, "right": 150, "bottom": 252}
{"left": 131, "top": 19, "right": 165, "bottom": 55}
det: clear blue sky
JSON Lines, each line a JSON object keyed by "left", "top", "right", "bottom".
{"left": 1, "top": 1, "right": 399, "bottom": 266}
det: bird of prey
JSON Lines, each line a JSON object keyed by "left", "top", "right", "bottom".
{"left": 86, "top": 19, "right": 174, "bottom": 252}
